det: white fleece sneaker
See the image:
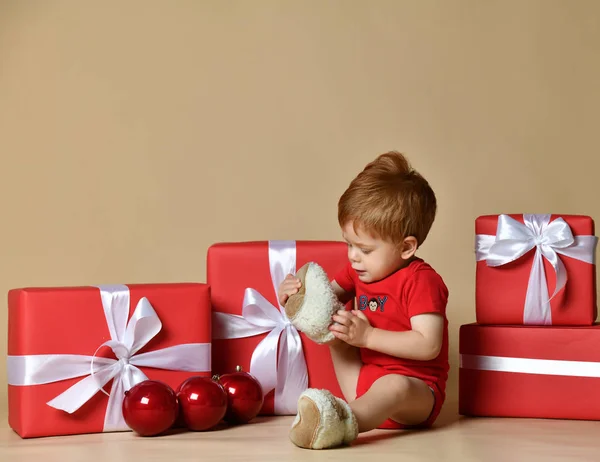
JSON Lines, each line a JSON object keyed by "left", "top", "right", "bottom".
{"left": 289, "top": 389, "right": 358, "bottom": 449}
{"left": 284, "top": 262, "right": 345, "bottom": 344}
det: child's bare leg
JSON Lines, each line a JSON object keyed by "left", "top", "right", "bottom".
{"left": 328, "top": 339, "right": 361, "bottom": 402}
{"left": 350, "top": 374, "right": 434, "bottom": 433}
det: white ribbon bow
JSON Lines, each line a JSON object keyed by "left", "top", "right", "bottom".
{"left": 7, "top": 284, "right": 211, "bottom": 432}
{"left": 476, "top": 214, "right": 597, "bottom": 324}
{"left": 212, "top": 240, "right": 308, "bottom": 415}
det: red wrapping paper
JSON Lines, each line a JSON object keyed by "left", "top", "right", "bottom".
{"left": 7, "top": 283, "right": 211, "bottom": 438}
{"left": 208, "top": 241, "right": 350, "bottom": 415}
{"left": 459, "top": 323, "right": 600, "bottom": 420}
{"left": 475, "top": 214, "right": 597, "bottom": 325}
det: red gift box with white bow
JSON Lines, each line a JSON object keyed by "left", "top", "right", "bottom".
{"left": 475, "top": 214, "right": 598, "bottom": 326}
{"left": 7, "top": 283, "right": 211, "bottom": 438}
{"left": 208, "top": 240, "right": 350, "bottom": 415}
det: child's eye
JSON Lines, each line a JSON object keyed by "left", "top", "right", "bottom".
{"left": 361, "top": 248, "right": 372, "bottom": 254}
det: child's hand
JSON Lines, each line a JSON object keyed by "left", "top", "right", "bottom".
{"left": 278, "top": 274, "right": 302, "bottom": 306}
{"left": 329, "top": 310, "right": 373, "bottom": 348}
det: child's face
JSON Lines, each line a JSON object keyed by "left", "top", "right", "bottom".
{"left": 341, "top": 221, "right": 408, "bottom": 283}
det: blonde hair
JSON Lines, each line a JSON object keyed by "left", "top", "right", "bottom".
{"left": 337, "top": 151, "right": 437, "bottom": 247}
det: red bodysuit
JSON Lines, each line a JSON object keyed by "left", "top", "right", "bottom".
{"left": 333, "top": 257, "right": 449, "bottom": 429}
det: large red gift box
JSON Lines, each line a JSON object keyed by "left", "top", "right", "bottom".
{"left": 475, "top": 214, "right": 597, "bottom": 326}
{"left": 208, "top": 240, "right": 350, "bottom": 415}
{"left": 7, "top": 283, "right": 211, "bottom": 438}
{"left": 459, "top": 323, "right": 600, "bottom": 420}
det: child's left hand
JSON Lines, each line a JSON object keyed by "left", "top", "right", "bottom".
{"left": 329, "top": 309, "right": 373, "bottom": 348}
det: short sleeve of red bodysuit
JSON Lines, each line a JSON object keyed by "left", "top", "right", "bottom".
{"left": 404, "top": 267, "right": 449, "bottom": 319}
{"left": 332, "top": 260, "right": 355, "bottom": 293}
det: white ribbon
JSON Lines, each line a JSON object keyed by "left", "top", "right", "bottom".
{"left": 475, "top": 214, "right": 597, "bottom": 324}
{"left": 212, "top": 240, "right": 308, "bottom": 415}
{"left": 7, "top": 284, "right": 211, "bottom": 432}
{"left": 460, "top": 353, "right": 600, "bottom": 378}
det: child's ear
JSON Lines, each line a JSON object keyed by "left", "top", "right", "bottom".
{"left": 400, "top": 236, "right": 418, "bottom": 259}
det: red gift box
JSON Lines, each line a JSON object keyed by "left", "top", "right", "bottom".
{"left": 7, "top": 283, "right": 211, "bottom": 438}
{"left": 475, "top": 214, "right": 598, "bottom": 325}
{"left": 459, "top": 323, "right": 600, "bottom": 420}
{"left": 208, "top": 240, "right": 350, "bottom": 415}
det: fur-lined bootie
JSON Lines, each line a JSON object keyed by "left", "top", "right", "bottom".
{"left": 284, "top": 262, "right": 345, "bottom": 344}
{"left": 289, "top": 389, "right": 359, "bottom": 449}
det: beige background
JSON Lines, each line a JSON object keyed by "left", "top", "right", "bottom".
{"left": 1, "top": 0, "right": 599, "bottom": 418}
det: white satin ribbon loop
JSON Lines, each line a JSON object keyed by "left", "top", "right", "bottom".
{"left": 211, "top": 240, "right": 308, "bottom": 415}
{"left": 475, "top": 214, "right": 598, "bottom": 324}
{"left": 7, "top": 285, "right": 211, "bottom": 433}
{"left": 124, "top": 297, "right": 162, "bottom": 356}
{"left": 242, "top": 289, "right": 286, "bottom": 329}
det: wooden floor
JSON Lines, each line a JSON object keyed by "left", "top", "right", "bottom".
{"left": 2, "top": 401, "right": 600, "bottom": 461}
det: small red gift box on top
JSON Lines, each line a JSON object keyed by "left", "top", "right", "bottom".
{"left": 459, "top": 323, "right": 600, "bottom": 420}
{"left": 7, "top": 283, "right": 211, "bottom": 438}
{"left": 475, "top": 214, "right": 598, "bottom": 326}
{"left": 208, "top": 240, "right": 350, "bottom": 415}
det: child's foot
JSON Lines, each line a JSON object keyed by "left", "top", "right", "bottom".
{"left": 289, "top": 389, "right": 358, "bottom": 449}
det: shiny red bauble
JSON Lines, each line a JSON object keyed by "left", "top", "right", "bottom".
{"left": 216, "top": 365, "right": 264, "bottom": 424}
{"left": 176, "top": 376, "right": 228, "bottom": 431}
{"left": 122, "top": 380, "right": 179, "bottom": 436}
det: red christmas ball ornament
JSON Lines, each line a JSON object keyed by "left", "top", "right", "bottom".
{"left": 217, "top": 365, "right": 264, "bottom": 424}
{"left": 122, "top": 380, "right": 179, "bottom": 437}
{"left": 176, "top": 376, "right": 228, "bottom": 431}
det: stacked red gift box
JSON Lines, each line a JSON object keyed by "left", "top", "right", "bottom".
{"left": 6, "top": 240, "right": 348, "bottom": 438}
{"left": 459, "top": 214, "right": 600, "bottom": 420}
